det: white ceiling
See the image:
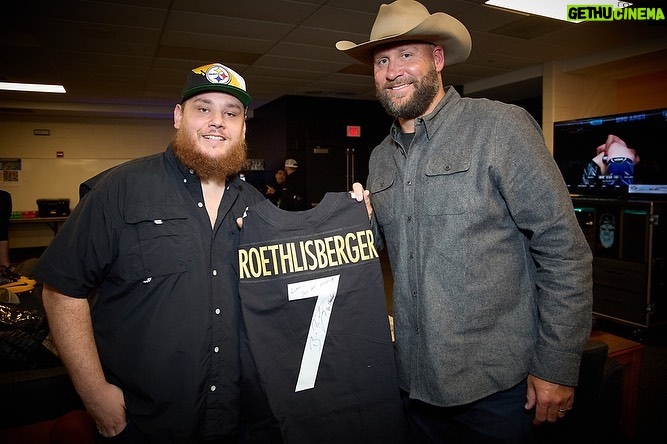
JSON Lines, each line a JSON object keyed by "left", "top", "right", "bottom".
{"left": 1, "top": 0, "right": 665, "bottom": 118}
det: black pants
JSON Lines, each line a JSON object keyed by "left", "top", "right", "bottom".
{"left": 95, "top": 418, "right": 147, "bottom": 444}
{"left": 95, "top": 419, "right": 241, "bottom": 444}
{"left": 402, "top": 380, "right": 535, "bottom": 444}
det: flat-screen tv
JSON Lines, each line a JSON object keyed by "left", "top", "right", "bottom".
{"left": 553, "top": 108, "right": 667, "bottom": 197}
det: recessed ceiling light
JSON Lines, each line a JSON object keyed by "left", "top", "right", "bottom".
{"left": 0, "top": 82, "right": 66, "bottom": 93}
{"left": 484, "top": 0, "right": 631, "bottom": 22}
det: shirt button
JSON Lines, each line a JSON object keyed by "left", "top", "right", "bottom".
{"left": 214, "top": 346, "right": 220, "bottom": 353}
{"left": 189, "top": 169, "right": 195, "bottom": 174}
{"left": 215, "top": 308, "right": 221, "bottom": 315}
{"left": 212, "top": 269, "right": 218, "bottom": 276}
{"left": 210, "top": 385, "right": 216, "bottom": 392}
{"left": 407, "top": 216, "right": 412, "bottom": 222}
{"left": 407, "top": 181, "right": 412, "bottom": 186}
{"left": 198, "top": 202, "right": 204, "bottom": 208}
{"left": 183, "top": 178, "right": 187, "bottom": 183}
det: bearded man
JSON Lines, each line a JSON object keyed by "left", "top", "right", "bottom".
{"left": 344, "top": 1, "right": 593, "bottom": 443}
{"left": 33, "top": 63, "right": 269, "bottom": 443}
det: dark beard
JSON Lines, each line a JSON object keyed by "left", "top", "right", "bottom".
{"left": 376, "top": 66, "right": 440, "bottom": 120}
{"left": 172, "top": 129, "right": 248, "bottom": 182}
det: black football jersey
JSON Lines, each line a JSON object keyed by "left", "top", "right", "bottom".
{"left": 238, "top": 192, "right": 407, "bottom": 443}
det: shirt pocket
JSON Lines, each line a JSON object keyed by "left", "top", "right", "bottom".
{"left": 423, "top": 155, "right": 470, "bottom": 216}
{"left": 368, "top": 170, "right": 397, "bottom": 226}
{"left": 125, "top": 204, "right": 194, "bottom": 279}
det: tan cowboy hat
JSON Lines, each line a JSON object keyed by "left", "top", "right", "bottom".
{"left": 335, "top": 0, "right": 472, "bottom": 66}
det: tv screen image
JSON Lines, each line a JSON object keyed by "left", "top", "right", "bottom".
{"left": 553, "top": 108, "right": 667, "bottom": 197}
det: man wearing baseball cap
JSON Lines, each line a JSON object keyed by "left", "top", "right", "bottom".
{"left": 278, "top": 158, "right": 308, "bottom": 211}
{"left": 344, "top": 1, "right": 593, "bottom": 442}
{"left": 34, "top": 63, "right": 272, "bottom": 442}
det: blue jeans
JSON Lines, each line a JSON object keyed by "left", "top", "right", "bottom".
{"left": 402, "top": 380, "right": 535, "bottom": 444}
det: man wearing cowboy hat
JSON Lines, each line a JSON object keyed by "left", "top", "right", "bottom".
{"left": 342, "top": 1, "right": 593, "bottom": 442}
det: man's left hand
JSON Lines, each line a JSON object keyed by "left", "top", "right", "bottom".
{"left": 525, "top": 374, "right": 574, "bottom": 425}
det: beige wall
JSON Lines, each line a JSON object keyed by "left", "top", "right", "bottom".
{"left": 617, "top": 70, "right": 667, "bottom": 111}
{"left": 1, "top": 114, "right": 173, "bottom": 247}
{"left": 542, "top": 49, "right": 667, "bottom": 154}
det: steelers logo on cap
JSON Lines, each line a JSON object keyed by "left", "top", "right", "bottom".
{"left": 182, "top": 62, "right": 251, "bottom": 106}
{"left": 206, "top": 65, "right": 231, "bottom": 85}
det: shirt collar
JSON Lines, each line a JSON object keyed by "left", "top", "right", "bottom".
{"left": 165, "top": 144, "right": 195, "bottom": 181}
{"left": 389, "top": 86, "right": 461, "bottom": 145}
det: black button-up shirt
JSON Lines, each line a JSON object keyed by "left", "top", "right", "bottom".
{"left": 33, "top": 146, "right": 265, "bottom": 442}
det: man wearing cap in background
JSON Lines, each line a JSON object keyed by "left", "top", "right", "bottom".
{"left": 33, "top": 63, "right": 271, "bottom": 443}
{"left": 278, "top": 158, "right": 308, "bottom": 211}
{"left": 344, "top": 1, "right": 593, "bottom": 442}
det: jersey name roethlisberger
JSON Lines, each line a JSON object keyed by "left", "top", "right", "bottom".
{"left": 238, "top": 229, "right": 378, "bottom": 279}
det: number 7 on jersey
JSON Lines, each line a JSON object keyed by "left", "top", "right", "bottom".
{"left": 287, "top": 275, "right": 341, "bottom": 392}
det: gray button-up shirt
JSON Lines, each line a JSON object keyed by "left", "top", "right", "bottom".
{"left": 367, "top": 87, "right": 593, "bottom": 407}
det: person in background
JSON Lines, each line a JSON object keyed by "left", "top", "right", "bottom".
{"left": 32, "top": 62, "right": 270, "bottom": 443}
{"left": 278, "top": 159, "right": 308, "bottom": 211}
{"left": 261, "top": 168, "right": 286, "bottom": 206}
{"left": 581, "top": 134, "right": 639, "bottom": 187}
{"left": 0, "top": 190, "right": 12, "bottom": 268}
{"left": 342, "top": 1, "right": 593, "bottom": 442}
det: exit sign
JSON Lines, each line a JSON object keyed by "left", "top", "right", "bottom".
{"left": 346, "top": 125, "right": 361, "bottom": 137}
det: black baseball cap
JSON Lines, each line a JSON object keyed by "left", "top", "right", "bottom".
{"left": 181, "top": 63, "right": 252, "bottom": 107}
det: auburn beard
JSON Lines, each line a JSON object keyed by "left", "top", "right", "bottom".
{"left": 376, "top": 64, "right": 440, "bottom": 120}
{"left": 172, "top": 129, "right": 248, "bottom": 182}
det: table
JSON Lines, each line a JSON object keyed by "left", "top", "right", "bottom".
{"left": 589, "top": 330, "right": 644, "bottom": 438}
{"left": 9, "top": 217, "right": 68, "bottom": 235}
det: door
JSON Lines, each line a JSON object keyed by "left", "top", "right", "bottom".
{"left": 306, "top": 146, "right": 366, "bottom": 205}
